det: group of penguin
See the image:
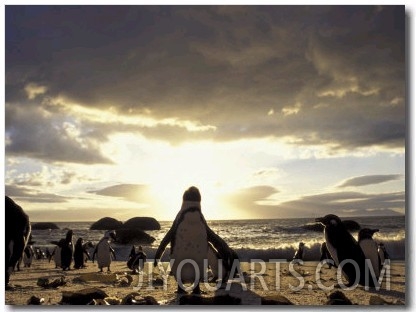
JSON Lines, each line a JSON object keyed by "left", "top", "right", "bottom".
{"left": 50, "top": 230, "right": 117, "bottom": 272}
{"left": 315, "top": 214, "right": 390, "bottom": 288}
{"left": 6, "top": 192, "right": 392, "bottom": 293}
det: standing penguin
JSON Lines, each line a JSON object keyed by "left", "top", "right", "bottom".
{"left": 127, "top": 245, "right": 147, "bottom": 274}
{"left": 377, "top": 243, "right": 390, "bottom": 269}
{"left": 5, "top": 196, "right": 31, "bottom": 286}
{"left": 154, "top": 186, "right": 238, "bottom": 294}
{"left": 315, "top": 214, "right": 374, "bottom": 288}
{"left": 92, "top": 230, "right": 116, "bottom": 272}
{"left": 320, "top": 242, "right": 335, "bottom": 268}
{"left": 60, "top": 230, "right": 74, "bottom": 271}
{"left": 50, "top": 240, "right": 64, "bottom": 268}
{"left": 74, "top": 238, "right": 90, "bottom": 269}
{"left": 358, "top": 228, "right": 380, "bottom": 279}
{"left": 22, "top": 245, "right": 35, "bottom": 268}
{"left": 292, "top": 242, "right": 305, "bottom": 262}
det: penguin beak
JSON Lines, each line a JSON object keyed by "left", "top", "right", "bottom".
{"left": 372, "top": 229, "right": 379, "bottom": 234}
{"left": 315, "top": 217, "right": 324, "bottom": 224}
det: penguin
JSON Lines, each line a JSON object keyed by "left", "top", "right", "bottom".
{"left": 292, "top": 242, "right": 305, "bottom": 262}
{"left": 377, "top": 242, "right": 390, "bottom": 268}
{"left": 315, "top": 214, "right": 375, "bottom": 288}
{"left": 50, "top": 240, "right": 64, "bottom": 268}
{"left": 92, "top": 230, "right": 116, "bottom": 272}
{"left": 358, "top": 228, "right": 380, "bottom": 279}
{"left": 127, "top": 245, "right": 147, "bottom": 274}
{"left": 82, "top": 241, "right": 94, "bottom": 263}
{"left": 320, "top": 242, "right": 335, "bottom": 268}
{"left": 60, "top": 230, "right": 74, "bottom": 271}
{"left": 154, "top": 186, "right": 238, "bottom": 294}
{"left": 5, "top": 196, "right": 31, "bottom": 286}
{"left": 74, "top": 238, "right": 90, "bottom": 269}
{"left": 22, "top": 245, "right": 35, "bottom": 268}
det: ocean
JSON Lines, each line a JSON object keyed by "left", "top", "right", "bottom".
{"left": 31, "top": 216, "right": 405, "bottom": 263}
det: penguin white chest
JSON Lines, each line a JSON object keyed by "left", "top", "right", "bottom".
{"left": 324, "top": 229, "right": 339, "bottom": 266}
{"left": 359, "top": 239, "right": 380, "bottom": 278}
{"left": 171, "top": 211, "right": 208, "bottom": 283}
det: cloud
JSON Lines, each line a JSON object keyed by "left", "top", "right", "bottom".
{"left": 5, "top": 103, "right": 113, "bottom": 164}
{"left": 88, "top": 184, "right": 151, "bottom": 203}
{"left": 5, "top": 6, "right": 405, "bottom": 153}
{"left": 5, "top": 184, "right": 69, "bottom": 203}
{"left": 273, "top": 191, "right": 404, "bottom": 218}
{"left": 338, "top": 174, "right": 403, "bottom": 187}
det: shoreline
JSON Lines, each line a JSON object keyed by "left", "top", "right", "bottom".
{"left": 5, "top": 260, "right": 405, "bottom": 305}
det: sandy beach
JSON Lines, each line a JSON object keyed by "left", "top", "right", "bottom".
{"left": 5, "top": 259, "right": 405, "bottom": 305}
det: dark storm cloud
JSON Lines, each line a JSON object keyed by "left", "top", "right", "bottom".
{"left": 6, "top": 5, "right": 405, "bottom": 163}
{"left": 88, "top": 183, "right": 151, "bottom": 203}
{"left": 338, "top": 174, "right": 403, "bottom": 188}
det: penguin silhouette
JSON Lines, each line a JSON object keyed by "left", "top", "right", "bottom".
{"left": 60, "top": 230, "right": 74, "bottom": 271}
{"left": 316, "top": 214, "right": 375, "bottom": 287}
{"left": 5, "top": 196, "right": 31, "bottom": 286}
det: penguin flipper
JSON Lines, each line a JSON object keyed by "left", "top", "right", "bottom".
{"left": 154, "top": 226, "right": 175, "bottom": 263}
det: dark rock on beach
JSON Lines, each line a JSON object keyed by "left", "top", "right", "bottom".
{"left": 179, "top": 294, "right": 241, "bottom": 305}
{"left": 90, "top": 217, "right": 123, "bottom": 230}
{"left": 326, "top": 290, "right": 353, "bottom": 305}
{"left": 115, "top": 228, "right": 155, "bottom": 245}
{"left": 261, "top": 294, "right": 294, "bottom": 305}
{"left": 61, "top": 288, "right": 108, "bottom": 305}
{"left": 122, "top": 217, "right": 161, "bottom": 230}
{"left": 32, "top": 222, "right": 60, "bottom": 230}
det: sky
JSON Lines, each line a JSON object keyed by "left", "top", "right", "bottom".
{"left": 4, "top": 5, "right": 406, "bottom": 221}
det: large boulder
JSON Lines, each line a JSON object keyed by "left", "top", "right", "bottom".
{"left": 61, "top": 288, "right": 108, "bottom": 305}
{"left": 90, "top": 217, "right": 123, "bottom": 230}
{"left": 115, "top": 228, "right": 155, "bottom": 245}
{"left": 122, "top": 217, "right": 161, "bottom": 230}
{"left": 32, "top": 222, "right": 59, "bottom": 230}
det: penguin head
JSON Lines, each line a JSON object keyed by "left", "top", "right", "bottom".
{"left": 183, "top": 186, "right": 201, "bottom": 202}
{"left": 315, "top": 214, "right": 342, "bottom": 228}
{"left": 358, "top": 228, "right": 379, "bottom": 241}
{"left": 104, "top": 230, "right": 116, "bottom": 241}
{"left": 65, "top": 230, "right": 73, "bottom": 241}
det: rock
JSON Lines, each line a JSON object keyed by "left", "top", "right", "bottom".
{"left": 79, "top": 272, "right": 119, "bottom": 283}
{"left": 326, "top": 291, "right": 353, "bottom": 305}
{"left": 115, "top": 228, "right": 155, "bottom": 245}
{"left": 117, "top": 275, "right": 133, "bottom": 287}
{"left": 31, "top": 222, "right": 60, "bottom": 230}
{"left": 179, "top": 294, "right": 241, "bottom": 305}
{"left": 37, "top": 276, "right": 66, "bottom": 288}
{"left": 37, "top": 277, "right": 50, "bottom": 287}
{"left": 90, "top": 217, "right": 122, "bottom": 230}
{"left": 103, "top": 297, "right": 122, "bottom": 305}
{"left": 122, "top": 217, "right": 161, "bottom": 230}
{"left": 88, "top": 299, "right": 110, "bottom": 305}
{"left": 121, "top": 293, "right": 159, "bottom": 305}
{"left": 261, "top": 295, "right": 294, "bottom": 305}
{"left": 27, "top": 296, "right": 44, "bottom": 305}
{"left": 61, "top": 288, "right": 108, "bottom": 305}
{"left": 369, "top": 295, "right": 403, "bottom": 305}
